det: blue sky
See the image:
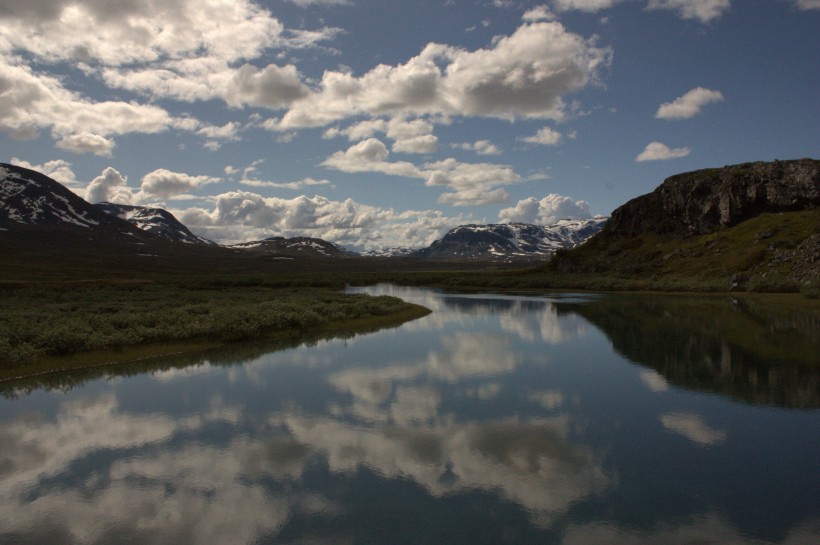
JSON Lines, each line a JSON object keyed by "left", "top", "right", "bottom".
{"left": 2, "top": 0, "right": 818, "bottom": 249}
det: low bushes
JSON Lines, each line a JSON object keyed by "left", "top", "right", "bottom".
{"left": 0, "top": 285, "right": 415, "bottom": 367}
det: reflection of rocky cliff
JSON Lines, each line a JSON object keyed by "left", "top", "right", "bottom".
{"left": 555, "top": 295, "right": 820, "bottom": 408}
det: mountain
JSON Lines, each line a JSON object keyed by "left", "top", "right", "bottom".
{"left": 606, "top": 158, "right": 819, "bottom": 237}
{"left": 95, "top": 202, "right": 216, "bottom": 245}
{"left": 228, "top": 236, "right": 356, "bottom": 258}
{"left": 360, "top": 247, "right": 418, "bottom": 258}
{"left": 0, "top": 163, "right": 141, "bottom": 236}
{"left": 549, "top": 159, "right": 820, "bottom": 289}
{"left": 411, "top": 218, "right": 608, "bottom": 261}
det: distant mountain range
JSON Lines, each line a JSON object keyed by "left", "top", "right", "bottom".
{"left": 410, "top": 219, "right": 608, "bottom": 261}
{"left": 1, "top": 162, "right": 606, "bottom": 261}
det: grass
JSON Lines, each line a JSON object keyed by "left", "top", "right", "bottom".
{"left": 0, "top": 282, "right": 429, "bottom": 377}
{"left": 543, "top": 209, "right": 819, "bottom": 292}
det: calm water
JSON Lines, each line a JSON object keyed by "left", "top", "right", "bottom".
{"left": 1, "top": 286, "right": 818, "bottom": 545}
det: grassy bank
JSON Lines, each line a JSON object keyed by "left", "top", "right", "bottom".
{"left": 0, "top": 282, "right": 429, "bottom": 377}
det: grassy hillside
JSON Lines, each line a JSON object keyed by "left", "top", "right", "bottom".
{"left": 546, "top": 209, "right": 819, "bottom": 293}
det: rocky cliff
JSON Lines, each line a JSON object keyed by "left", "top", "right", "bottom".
{"left": 549, "top": 159, "right": 819, "bottom": 290}
{"left": 607, "top": 159, "right": 819, "bottom": 237}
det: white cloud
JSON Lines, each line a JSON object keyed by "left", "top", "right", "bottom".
{"left": 240, "top": 177, "right": 332, "bottom": 190}
{"left": 322, "top": 138, "right": 422, "bottom": 177}
{"left": 324, "top": 118, "right": 439, "bottom": 154}
{"left": 272, "top": 21, "right": 611, "bottom": 129}
{"left": 174, "top": 188, "right": 474, "bottom": 249}
{"left": 660, "top": 412, "right": 726, "bottom": 445}
{"left": 795, "top": 0, "right": 820, "bottom": 9}
{"left": 140, "top": 169, "right": 221, "bottom": 199}
{"left": 0, "top": 0, "right": 292, "bottom": 67}
{"left": 197, "top": 122, "right": 242, "bottom": 142}
{"left": 85, "top": 167, "right": 134, "bottom": 204}
{"left": 655, "top": 87, "right": 724, "bottom": 120}
{"left": 646, "top": 0, "right": 731, "bottom": 23}
{"left": 323, "top": 139, "right": 523, "bottom": 206}
{"left": 55, "top": 132, "right": 116, "bottom": 156}
{"left": 522, "top": 5, "right": 559, "bottom": 21}
{"left": 552, "top": 0, "right": 622, "bottom": 13}
{"left": 519, "top": 126, "right": 563, "bottom": 146}
{"left": 288, "top": 0, "right": 353, "bottom": 6}
{"left": 225, "top": 64, "right": 310, "bottom": 109}
{"left": 0, "top": 57, "right": 183, "bottom": 140}
{"left": 452, "top": 140, "right": 502, "bottom": 155}
{"left": 0, "top": 0, "right": 339, "bottom": 146}
{"left": 499, "top": 194, "right": 592, "bottom": 224}
{"left": 635, "top": 141, "right": 691, "bottom": 161}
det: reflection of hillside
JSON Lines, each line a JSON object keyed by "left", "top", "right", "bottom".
{"left": 555, "top": 295, "right": 819, "bottom": 408}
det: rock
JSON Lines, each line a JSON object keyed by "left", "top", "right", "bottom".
{"left": 606, "top": 159, "right": 819, "bottom": 237}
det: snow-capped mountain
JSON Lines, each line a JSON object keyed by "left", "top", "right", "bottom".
{"left": 228, "top": 237, "right": 356, "bottom": 258}
{"left": 95, "top": 202, "right": 215, "bottom": 245}
{"left": 360, "top": 247, "right": 419, "bottom": 258}
{"left": 0, "top": 163, "right": 138, "bottom": 234}
{"left": 411, "top": 218, "right": 608, "bottom": 260}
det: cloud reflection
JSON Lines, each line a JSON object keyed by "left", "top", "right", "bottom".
{"left": 660, "top": 412, "right": 727, "bottom": 446}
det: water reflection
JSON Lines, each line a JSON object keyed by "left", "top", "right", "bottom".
{"left": 553, "top": 293, "right": 820, "bottom": 408}
{"left": 0, "top": 286, "right": 818, "bottom": 544}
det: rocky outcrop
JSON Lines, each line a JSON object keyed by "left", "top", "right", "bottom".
{"left": 607, "top": 159, "right": 819, "bottom": 237}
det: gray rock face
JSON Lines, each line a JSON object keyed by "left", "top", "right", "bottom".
{"left": 608, "top": 159, "right": 819, "bottom": 237}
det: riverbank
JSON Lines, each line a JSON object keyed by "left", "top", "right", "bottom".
{"left": 0, "top": 282, "right": 429, "bottom": 380}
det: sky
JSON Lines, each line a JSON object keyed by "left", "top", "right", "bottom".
{"left": 1, "top": 0, "right": 818, "bottom": 250}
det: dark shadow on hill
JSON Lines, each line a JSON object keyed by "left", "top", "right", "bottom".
{"left": 554, "top": 294, "right": 820, "bottom": 408}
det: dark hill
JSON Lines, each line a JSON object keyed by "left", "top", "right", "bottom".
{"left": 608, "top": 159, "right": 818, "bottom": 237}
{"left": 549, "top": 159, "right": 819, "bottom": 290}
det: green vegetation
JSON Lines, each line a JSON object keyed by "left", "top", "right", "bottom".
{"left": 544, "top": 209, "right": 820, "bottom": 293}
{"left": 553, "top": 293, "right": 819, "bottom": 407}
{"left": 0, "top": 283, "right": 428, "bottom": 377}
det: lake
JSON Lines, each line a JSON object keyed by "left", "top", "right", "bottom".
{"left": 1, "top": 285, "right": 818, "bottom": 544}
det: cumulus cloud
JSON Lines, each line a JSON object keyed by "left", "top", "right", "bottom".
{"left": 225, "top": 64, "right": 310, "bottom": 109}
{"left": 55, "top": 132, "right": 115, "bottom": 156}
{"left": 523, "top": 5, "right": 559, "bottom": 21}
{"left": 498, "top": 194, "right": 592, "bottom": 224}
{"left": 140, "top": 169, "right": 221, "bottom": 199}
{"left": 519, "top": 126, "right": 563, "bottom": 146}
{"left": 323, "top": 138, "right": 523, "bottom": 206}
{"left": 794, "top": 0, "right": 820, "bottom": 9}
{"left": 85, "top": 167, "right": 134, "bottom": 204}
{"left": 655, "top": 87, "right": 724, "bottom": 120}
{"left": 552, "top": 0, "right": 622, "bottom": 13}
{"left": 452, "top": 140, "right": 502, "bottom": 156}
{"left": 646, "top": 0, "right": 731, "bottom": 23}
{"left": 288, "top": 0, "right": 353, "bottom": 5}
{"left": 174, "top": 188, "right": 470, "bottom": 249}
{"left": 0, "top": 58, "right": 183, "bottom": 140}
{"left": 0, "top": 0, "right": 340, "bottom": 147}
{"left": 635, "top": 141, "right": 691, "bottom": 161}
{"left": 322, "top": 138, "right": 422, "bottom": 176}
{"left": 270, "top": 21, "right": 611, "bottom": 130}
{"left": 324, "top": 118, "right": 439, "bottom": 154}
{"left": 240, "top": 177, "right": 332, "bottom": 190}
